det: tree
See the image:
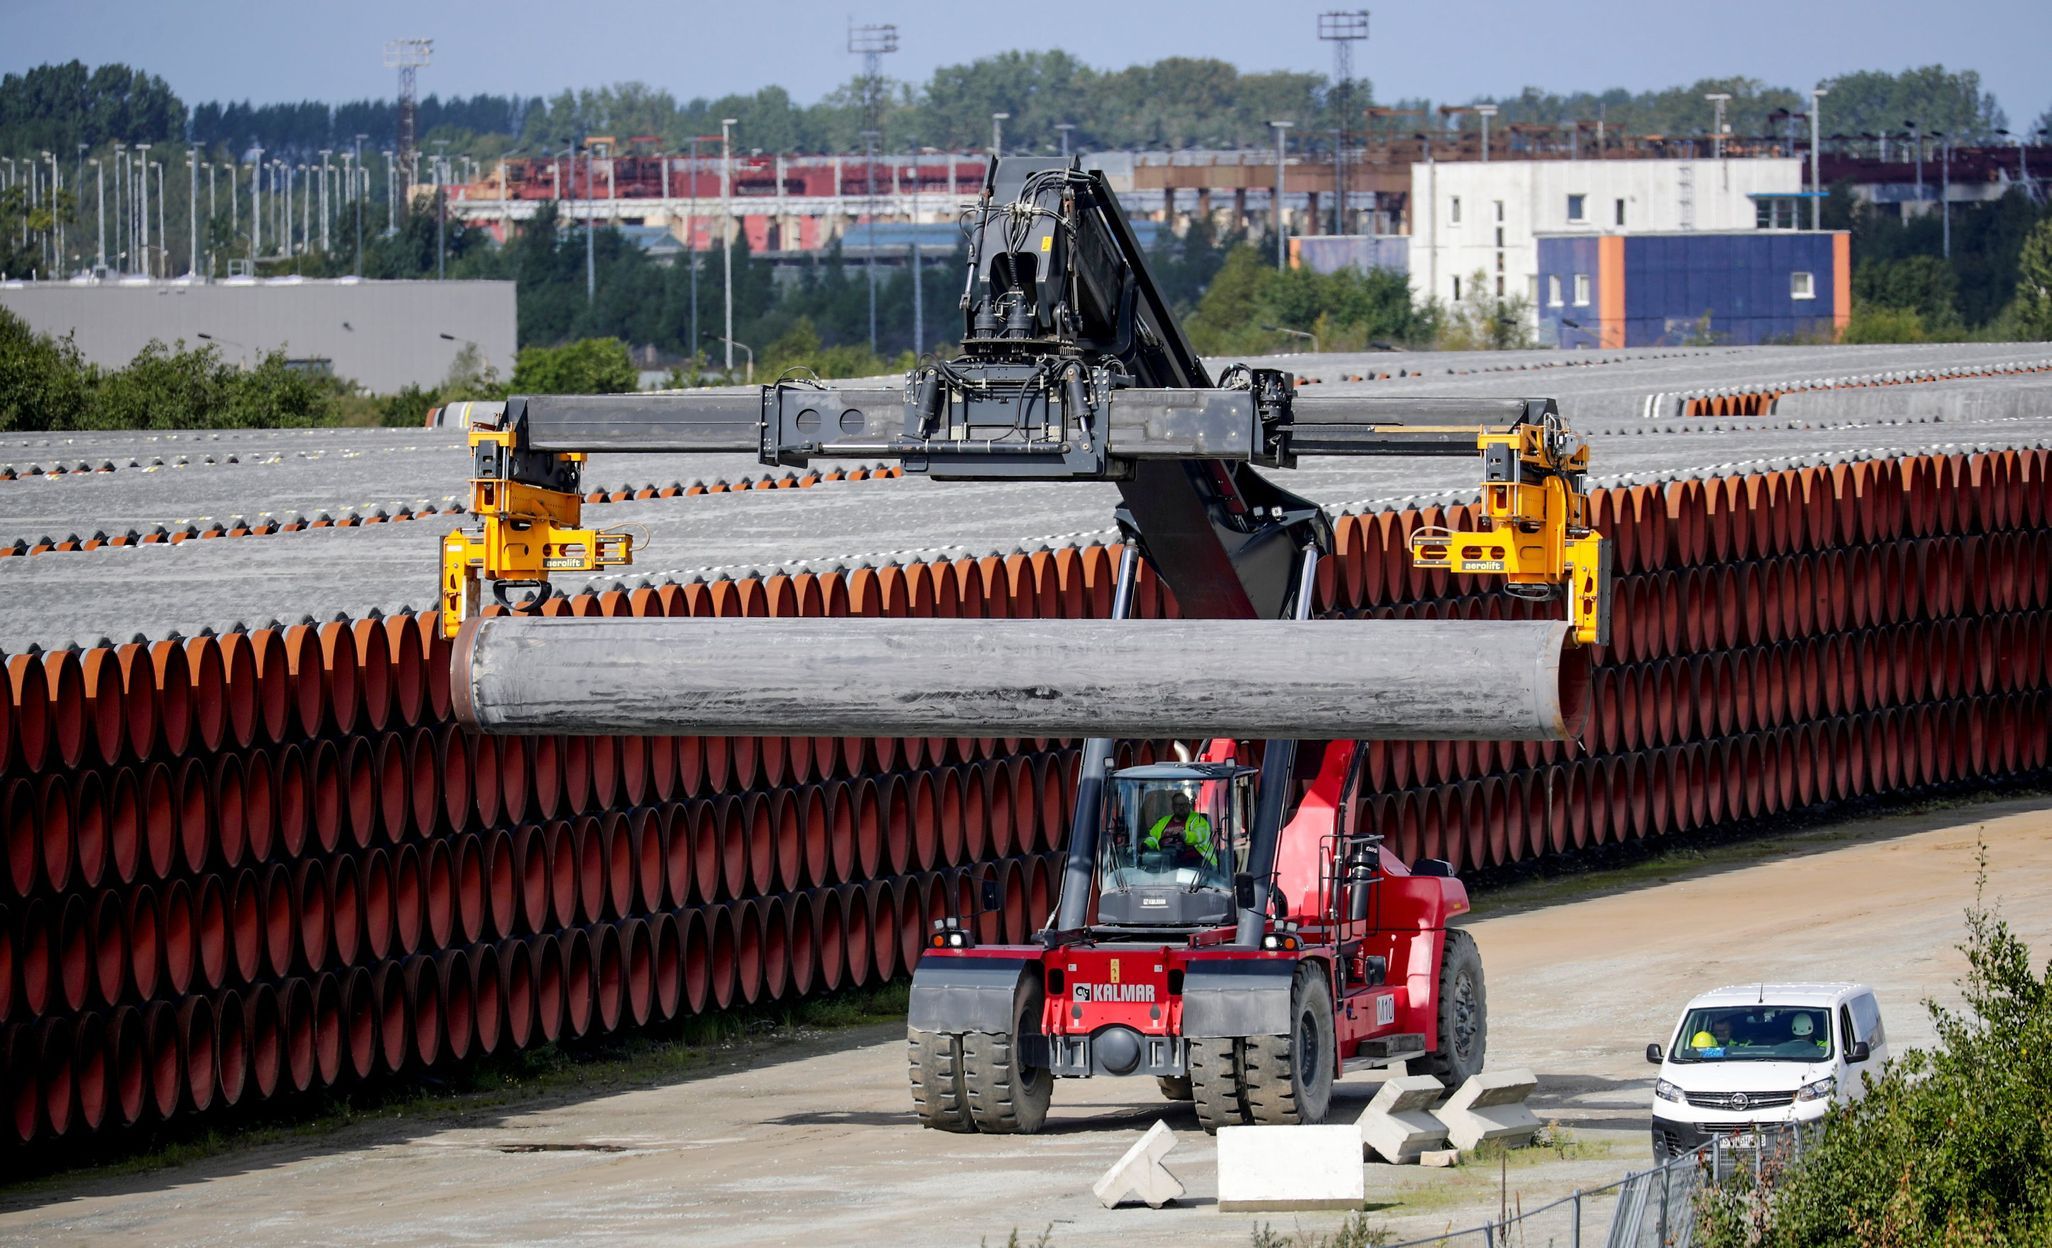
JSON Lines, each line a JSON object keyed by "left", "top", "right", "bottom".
{"left": 0, "top": 307, "right": 93, "bottom": 431}
{"left": 509, "top": 337, "right": 637, "bottom": 394}
{"left": 1697, "top": 854, "right": 2052, "bottom": 1246}
{"left": 2015, "top": 216, "right": 2052, "bottom": 341}
{"left": 1853, "top": 255, "right": 1963, "bottom": 335}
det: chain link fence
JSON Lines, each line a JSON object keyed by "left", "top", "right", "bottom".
{"left": 1375, "top": 1125, "right": 1818, "bottom": 1248}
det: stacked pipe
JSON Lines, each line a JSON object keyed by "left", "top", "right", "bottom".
{"left": 3, "top": 444, "right": 2046, "bottom": 1145}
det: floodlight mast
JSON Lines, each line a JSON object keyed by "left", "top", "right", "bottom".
{"left": 849, "top": 20, "right": 900, "bottom": 355}
{"left": 1317, "top": 11, "right": 1369, "bottom": 235}
{"left": 384, "top": 38, "right": 434, "bottom": 201}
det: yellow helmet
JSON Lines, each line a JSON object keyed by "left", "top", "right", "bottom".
{"left": 1691, "top": 1030, "right": 1716, "bottom": 1049}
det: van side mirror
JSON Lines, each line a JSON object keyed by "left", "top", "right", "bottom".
{"left": 1232, "top": 872, "right": 1257, "bottom": 911}
{"left": 1645, "top": 1043, "right": 1663, "bottom": 1065}
{"left": 980, "top": 876, "right": 1002, "bottom": 913}
{"left": 1846, "top": 1040, "right": 1871, "bottom": 1063}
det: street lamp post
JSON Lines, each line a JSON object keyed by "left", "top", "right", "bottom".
{"left": 862, "top": 127, "right": 880, "bottom": 353}
{"left": 135, "top": 143, "right": 152, "bottom": 275}
{"left": 319, "top": 149, "right": 331, "bottom": 253}
{"left": 1055, "top": 123, "right": 1075, "bottom": 159}
{"left": 583, "top": 144, "right": 594, "bottom": 302}
{"left": 152, "top": 160, "right": 165, "bottom": 279}
{"left": 1704, "top": 94, "right": 1731, "bottom": 159}
{"left": 188, "top": 148, "right": 198, "bottom": 276}
{"left": 721, "top": 118, "right": 737, "bottom": 373}
{"left": 1269, "top": 120, "right": 1293, "bottom": 270}
{"left": 92, "top": 157, "right": 104, "bottom": 270}
{"left": 991, "top": 112, "right": 1009, "bottom": 159}
{"left": 1937, "top": 132, "right": 1951, "bottom": 258}
{"left": 251, "top": 144, "right": 263, "bottom": 264}
{"left": 716, "top": 336, "right": 753, "bottom": 384}
{"left": 1809, "top": 85, "right": 1829, "bottom": 230}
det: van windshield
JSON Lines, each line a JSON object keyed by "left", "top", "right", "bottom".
{"left": 1671, "top": 1006, "right": 1833, "bottom": 1063}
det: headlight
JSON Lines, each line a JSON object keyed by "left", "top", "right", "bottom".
{"left": 1654, "top": 1079, "right": 1686, "bottom": 1103}
{"left": 1796, "top": 1075, "right": 1836, "bottom": 1101}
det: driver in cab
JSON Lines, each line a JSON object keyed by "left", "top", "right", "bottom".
{"left": 1144, "top": 792, "right": 1216, "bottom": 868}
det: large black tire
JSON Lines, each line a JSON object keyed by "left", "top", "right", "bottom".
{"left": 1243, "top": 962, "right": 1336, "bottom": 1126}
{"left": 1188, "top": 1037, "right": 1248, "bottom": 1134}
{"left": 962, "top": 978, "right": 1052, "bottom": 1134}
{"left": 908, "top": 1027, "right": 975, "bottom": 1132}
{"left": 1421, "top": 928, "right": 1487, "bottom": 1086}
{"left": 1156, "top": 1075, "right": 1194, "bottom": 1102}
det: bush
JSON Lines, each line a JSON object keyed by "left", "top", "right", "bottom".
{"left": 1696, "top": 849, "right": 2052, "bottom": 1247}
{"left": 509, "top": 336, "right": 637, "bottom": 394}
{"left": 0, "top": 307, "right": 341, "bottom": 430}
{"left": 1840, "top": 303, "right": 1931, "bottom": 344}
{"left": 0, "top": 307, "right": 94, "bottom": 431}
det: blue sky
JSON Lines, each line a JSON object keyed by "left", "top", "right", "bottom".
{"left": 9, "top": 0, "right": 2049, "bottom": 127}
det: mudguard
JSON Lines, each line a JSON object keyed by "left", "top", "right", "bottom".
{"left": 1180, "top": 958, "right": 1297, "bottom": 1038}
{"left": 907, "top": 952, "right": 1039, "bottom": 1034}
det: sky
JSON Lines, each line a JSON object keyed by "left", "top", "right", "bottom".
{"left": 8, "top": 0, "right": 2050, "bottom": 128}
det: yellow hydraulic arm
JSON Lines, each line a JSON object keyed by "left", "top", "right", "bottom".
{"left": 1406, "top": 417, "right": 1611, "bottom": 648}
{"left": 439, "top": 416, "right": 635, "bottom": 637}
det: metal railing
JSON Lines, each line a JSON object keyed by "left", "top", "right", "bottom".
{"left": 1374, "top": 1126, "right": 1817, "bottom": 1248}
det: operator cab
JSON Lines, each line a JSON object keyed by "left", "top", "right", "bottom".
{"left": 1096, "top": 762, "right": 1253, "bottom": 929}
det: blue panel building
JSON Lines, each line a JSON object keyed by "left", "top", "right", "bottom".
{"left": 1534, "top": 231, "right": 1849, "bottom": 348}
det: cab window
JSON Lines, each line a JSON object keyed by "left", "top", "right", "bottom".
{"left": 1671, "top": 1005, "right": 1833, "bottom": 1062}
{"left": 1848, "top": 993, "right": 1885, "bottom": 1046}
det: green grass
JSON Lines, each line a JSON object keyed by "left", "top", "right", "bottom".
{"left": 1462, "top": 782, "right": 2052, "bottom": 922}
{"left": 0, "top": 981, "right": 910, "bottom": 1193}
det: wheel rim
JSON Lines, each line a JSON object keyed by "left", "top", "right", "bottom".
{"left": 1296, "top": 1005, "right": 1322, "bottom": 1083}
{"left": 1451, "top": 969, "right": 1479, "bottom": 1061}
{"left": 1018, "top": 1005, "right": 1047, "bottom": 1093}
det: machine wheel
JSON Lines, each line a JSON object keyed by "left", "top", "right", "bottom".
{"left": 1421, "top": 928, "right": 1487, "bottom": 1087}
{"left": 1188, "top": 1037, "right": 1248, "bottom": 1134}
{"left": 962, "top": 978, "right": 1052, "bottom": 1134}
{"left": 1242, "top": 962, "right": 1336, "bottom": 1126}
{"left": 907, "top": 1027, "right": 975, "bottom": 1133}
{"left": 1156, "top": 1075, "right": 1194, "bottom": 1102}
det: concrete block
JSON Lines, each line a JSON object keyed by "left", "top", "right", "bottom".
{"left": 1419, "top": 1149, "right": 1461, "bottom": 1168}
{"left": 1216, "top": 1124, "right": 1366, "bottom": 1212}
{"left": 1431, "top": 1068, "right": 1541, "bottom": 1152}
{"left": 1092, "top": 1120, "right": 1185, "bottom": 1209}
{"left": 1356, "top": 1074, "right": 1448, "bottom": 1164}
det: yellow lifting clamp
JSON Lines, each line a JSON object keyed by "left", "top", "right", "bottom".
{"left": 439, "top": 423, "right": 635, "bottom": 637}
{"left": 1407, "top": 417, "right": 1612, "bottom": 648}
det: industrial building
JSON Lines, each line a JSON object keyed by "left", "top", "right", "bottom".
{"left": 1535, "top": 231, "right": 1851, "bottom": 347}
{"left": 0, "top": 278, "right": 516, "bottom": 393}
{"left": 1407, "top": 158, "right": 1805, "bottom": 311}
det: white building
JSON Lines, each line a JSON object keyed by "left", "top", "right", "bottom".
{"left": 1408, "top": 158, "right": 1804, "bottom": 311}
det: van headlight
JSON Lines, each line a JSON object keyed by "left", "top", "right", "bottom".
{"left": 1654, "top": 1079, "right": 1686, "bottom": 1103}
{"left": 1796, "top": 1075, "right": 1836, "bottom": 1101}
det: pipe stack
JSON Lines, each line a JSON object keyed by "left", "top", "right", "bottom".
{"left": 3, "top": 445, "right": 2048, "bottom": 1145}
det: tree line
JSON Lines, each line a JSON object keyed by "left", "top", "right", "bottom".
{"left": 6, "top": 57, "right": 2040, "bottom": 167}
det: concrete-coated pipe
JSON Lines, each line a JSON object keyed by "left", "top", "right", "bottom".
{"left": 245, "top": 984, "right": 282, "bottom": 1101}
{"left": 652, "top": 913, "right": 683, "bottom": 1021}
{"left": 498, "top": 937, "right": 538, "bottom": 1051}
{"left": 595, "top": 922, "right": 628, "bottom": 1033}
{"left": 341, "top": 965, "right": 377, "bottom": 1081}
{"left": 470, "top": 943, "right": 504, "bottom": 1057}
{"left": 372, "top": 962, "right": 408, "bottom": 1075}
{"left": 561, "top": 928, "right": 595, "bottom": 1040}
{"left": 425, "top": 840, "right": 456, "bottom": 950}
{"left": 455, "top": 617, "right": 1590, "bottom": 742}
{"left": 435, "top": 948, "right": 473, "bottom": 1064}
{"left": 285, "top": 977, "right": 319, "bottom": 1094}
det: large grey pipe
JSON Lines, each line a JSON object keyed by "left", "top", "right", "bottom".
{"left": 453, "top": 616, "right": 1589, "bottom": 741}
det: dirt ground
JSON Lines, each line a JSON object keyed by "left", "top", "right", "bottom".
{"left": 4, "top": 793, "right": 2048, "bottom": 1248}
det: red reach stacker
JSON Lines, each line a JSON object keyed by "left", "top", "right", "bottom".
{"left": 436, "top": 156, "right": 1611, "bottom": 1134}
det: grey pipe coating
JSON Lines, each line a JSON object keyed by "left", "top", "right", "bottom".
{"left": 453, "top": 616, "right": 1589, "bottom": 742}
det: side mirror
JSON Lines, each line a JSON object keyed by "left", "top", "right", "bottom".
{"left": 1232, "top": 872, "right": 1257, "bottom": 911}
{"left": 1846, "top": 1040, "right": 1871, "bottom": 1063}
{"left": 1645, "top": 1043, "right": 1663, "bottom": 1065}
{"left": 980, "top": 876, "right": 1002, "bottom": 913}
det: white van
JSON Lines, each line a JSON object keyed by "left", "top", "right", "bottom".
{"left": 1644, "top": 982, "right": 1889, "bottom": 1158}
